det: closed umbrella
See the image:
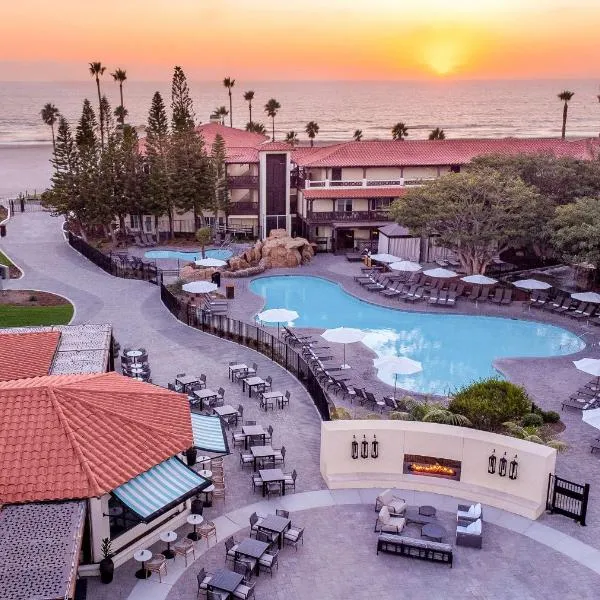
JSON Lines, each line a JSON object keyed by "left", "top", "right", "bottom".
{"left": 182, "top": 281, "right": 218, "bottom": 294}
{"left": 574, "top": 358, "right": 600, "bottom": 387}
{"left": 512, "top": 279, "right": 551, "bottom": 291}
{"left": 370, "top": 253, "right": 403, "bottom": 264}
{"left": 582, "top": 408, "right": 600, "bottom": 430}
{"left": 389, "top": 261, "right": 422, "bottom": 272}
{"left": 373, "top": 355, "right": 423, "bottom": 399}
{"left": 321, "top": 327, "right": 365, "bottom": 369}
{"left": 257, "top": 308, "right": 300, "bottom": 337}
{"left": 461, "top": 274, "right": 498, "bottom": 286}
{"left": 423, "top": 267, "right": 458, "bottom": 279}
{"left": 571, "top": 292, "right": 600, "bottom": 304}
{"left": 195, "top": 258, "right": 227, "bottom": 268}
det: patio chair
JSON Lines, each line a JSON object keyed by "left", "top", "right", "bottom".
{"left": 591, "top": 440, "right": 600, "bottom": 453}
{"left": 212, "top": 483, "right": 226, "bottom": 503}
{"left": 215, "top": 387, "right": 226, "bottom": 408}
{"left": 266, "top": 481, "right": 282, "bottom": 499}
{"left": 225, "top": 536, "right": 239, "bottom": 565}
{"left": 199, "top": 520, "right": 218, "bottom": 546}
{"left": 284, "top": 469, "right": 297, "bottom": 493}
{"left": 244, "top": 420, "right": 257, "bottom": 426}
{"left": 404, "top": 286, "right": 425, "bottom": 303}
{"left": 457, "top": 503, "right": 482, "bottom": 522}
{"left": 258, "top": 547, "right": 279, "bottom": 577}
{"left": 444, "top": 291, "right": 458, "bottom": 307}
{"left": 233, "top": 581, "right": 256, "bottom": 599}
{"left": 239, "top": 452, "right": 254, "bottom": 468}
{"left": 384, "top": 396, "right": 399, "bottom": 411}
{"left": 543, "top": 294, "right": 566, "bottom": 311}
{"left": 233, "top": 560, "right": 254, "bottom": 582}
{"left": 279, "top": 390, "right": 291, "bottom": 408}
{"left": 549, "top": 297, "right": 571, "bottom": 313}
{"left": 262, "top": 376, "right": 273, "bottom": 392}
{"left": 489, "top": 287, "right": 503, "bottom": 304}
{"left": 260, "top": 393, "right": 275, "bottom": 411}
{"left": 570, "top": 304, "right": 595, "bottom": 320}
{"left": 456, "top": 518, "right": 483, "bottom": 548}
{"left": 436, "top": 290, "right": 449, "bottom": 305}
{"left": 337, "top": 381, "right": 356, "bottom": 402}
{"left": 283, "top": 525, "right": 305, "bottom": 551}
{"left": 374, "top": 506, "right": 406, "bottom": 534}
{"left": 428, "top": 289, "right": 440, "bottom": 305}
{"left": 365, "top": 390, "right": 385, "bottom": 412}
{"left": 251, "top": 472, "right": 263, "bottom": 492}
{"left": 146, "top": 554, "right": 167, "bottom": 582}
{"left": 366, "top": 278, "right": 389, "bottom": 292}
{"left": 561, "top": 396, "right": 597, "bottom": 411}
{"left": 197, "top": 568, "right": 213, "bottom": 599}
{"left": 249, "top": 512, "right": 265, "bottom": 537}
{"left": 264, "top": 425, "right": 274, "bottom": 445}
{"left": 398, "top": 284, "right": 417, "bottom": 300}
{"left": 273, "top": 445, "right": 286, "bottom": 465}
{"left": 232, "top": 430, "right": 246, "bottom": 448}
{"left": 468, "top": 286, "right": 482, "bottom": 302}
{"left": 374, "top": 489, "right": 407, "bottom": 515}
{"left": 173, "top": 537, "right": 196, "bottom": 566}
{"left": 354, "top": 387, "right": 367, "bottom": 405}
{"left": 500, "top": 288, "right": 513, "bottom": 305}
{"left": 246, "top": 362, "right": 258, "bottom": 377}
{"left": 380, "top": 282, "right": 403, "bottom": 297}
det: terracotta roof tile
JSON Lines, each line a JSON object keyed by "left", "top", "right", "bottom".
{"left": 0, "top": 332, "right": 60, "bottom": 382}
{"left": 0, "top": 372, "right": 192, "bottom": 504}
{"left": 259, "top": 141, "right": 293, "bottom": 152}
{"left": 303, "top": 187, "right": 407, "bottom": 199}
{"left": 196, "top": 122, "right": 268, "bottom": 149}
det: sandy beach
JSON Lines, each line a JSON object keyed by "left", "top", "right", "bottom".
{"left": 0, "top": 144, "right": 52, "bottom": 198}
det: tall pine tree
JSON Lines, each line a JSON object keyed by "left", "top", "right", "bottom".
{"left": 209, "top": 133, "right": 229, "bottom": 231}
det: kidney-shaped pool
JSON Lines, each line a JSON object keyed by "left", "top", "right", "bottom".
{"left": 249, "top": 275, "right": 584, "bottom": 395}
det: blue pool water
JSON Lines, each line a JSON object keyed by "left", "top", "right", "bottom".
{"left": 145, "top": 249, "right": 233, "bottom": 261}
{"left": 249, "top": 275, "right": 585, "bottom": 395}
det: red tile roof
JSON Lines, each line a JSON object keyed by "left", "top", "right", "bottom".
{"left": 196, "top": 122, "right": 268, "bottom": 149}
{"left": 259, "top": 141, "right": 293, "bottom": 152}
{"left": 292, "top": 138, "right": 600, "bottom": 168}
{"left": 0, "top": 372, "right": 192, "bottom": 504}
{"left": 0, "top": 332, "right": 60, "bottom": 382}
{"left": 226, "top": 147, "right": 260, "bottom": 163}
{"left": 303, "top": 187, "right": 407, "bottom": 199}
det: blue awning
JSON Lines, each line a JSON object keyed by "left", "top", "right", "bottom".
{"left": 191, "top": 413, "right": 230, "bottom": 454}
{"left": 112, "top": 457, "right": 210, "bottom": 522}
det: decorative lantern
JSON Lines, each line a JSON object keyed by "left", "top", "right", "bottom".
{"left": 361, "top": 434, "right": 369, "bottom": 459}
{"left": 498, "top": 452, "right": 508, "bottom": 477}
{"left": 351, "top": 435, "right": 359, "bottom": 460}
{"left": 509, "top": 455, "right": 519, "bottom": 480}
{"left": 371, "top": 435, "right": 379, "bottom": 459}
{"left": 488, "top": 449, "right": 497, "bottom": 474}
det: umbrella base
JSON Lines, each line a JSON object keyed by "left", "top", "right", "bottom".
{"left": 340, "top": 364, "right": 351, "bottom": 370}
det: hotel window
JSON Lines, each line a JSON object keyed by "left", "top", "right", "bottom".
{"left": 129, "top": 214, "right": 140, "bottom": 229}
{"left": 336, "top": 199, "right": 353, "bottom": 213}
{"left": 144, "top": 216, "right": 153, "bottom": 232}
{"left": 370, "top": 198, "right": 392, "bottom": 210}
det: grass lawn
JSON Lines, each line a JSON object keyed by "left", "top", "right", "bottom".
{"left": 0, "top": 304, "right": 74, "bottom": 327}
{"left": 0, "top": 250, "right": 14, "bottom": 267}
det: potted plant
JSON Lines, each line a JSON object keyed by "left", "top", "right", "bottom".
{"left": 186, "top": 446, "right": 197, "bottom": 466}
{"left": 99, "top": 538, "right": 114, "bottom": 584}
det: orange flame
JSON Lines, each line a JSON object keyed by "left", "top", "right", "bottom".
{"left": 410, "top": 463, "right": 455, "bottom": 476}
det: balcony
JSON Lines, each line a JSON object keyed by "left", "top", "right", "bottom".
{"left": 305, "top": 177, "right": 433, "bottom": 189}
{"left": 306, "top": 210, "right": 393, "bottom": 223}
{"left": 228, "top": 201, "right": 259, "bottom": 215}
{"left": 227, "top": 175, "right": 259, "bottom": 189}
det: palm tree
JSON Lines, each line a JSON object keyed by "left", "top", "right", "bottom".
{"left": 111, "top": 68, "right": 127, "bottom": 126}
{"left": 391, "top": 122, "right": 409, "bottom": 140}
{"left": 223, "top": 77, "right": 235, "bottom": 126}
{"left": 305, "top": 121, "right": 320, "bottom": 147}
{"left": 246, "top": 122, "right": 267, "bottom": 134}
{"left": 114, "top": 105, "right": 129, "bottom": 126}
{"left": 244, "top": 90, "right": 255, "bottom": 124}
{"left": 285, "top": 131, "right": 299, "bottom": 146}
{"left": 40, "top": 103, "right": 60, "bottom": 152}
{"left": 89, "top": 61, "right": 106, "bottom": 147}
{"left": 428, "top": 127, "right": 446, "bottom": 140}
{"left": 353, "top": 129, "right": 363, "bottom": 141}
{"left": 214, "top": 106, "right": 229, "bottom": 125}
{"left": 264, "top": 98, "right": 281, "bottom": 140}
{"left": 557, "top": 90, "right": 574, "bottom": 139}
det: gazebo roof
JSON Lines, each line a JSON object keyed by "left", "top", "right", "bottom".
{"left": 0, "top": 372, "right": 192, "bottom": 504}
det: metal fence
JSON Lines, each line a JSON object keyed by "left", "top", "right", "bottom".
{"left": 160, "top": 284, "right": 331, "bottom": 421}
{"left": 547, "top": 473, "right": 590, "bottom": 526}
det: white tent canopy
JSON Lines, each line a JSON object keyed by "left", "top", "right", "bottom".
{"left": 512, "top": 279, "right": 551, "bottom": 291}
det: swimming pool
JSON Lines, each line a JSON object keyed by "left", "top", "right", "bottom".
{"left": 249, "top": 275, "right": 585, "bottom": 395}
{"left": 145, "top": 249, "right": 233, "bottom": 261}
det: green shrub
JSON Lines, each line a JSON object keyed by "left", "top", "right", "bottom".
{"left": 364, "top": 413, "right": 382, "bottom": 420}
{"left": 28, "top": 295, "right": 38, "bottom": 302}
{"left": 522, "top": 413, "right": 544, "bottom": 427}
{"left": 542, "top": 410, "right": 560, "bottom": 424}
{"left": 449, "top": 379, "right": 532, "bottom": 431}
{"left": 409, "top": 403, "right": 428, "bottom": 421}
{"left": 390, "top": 411, "right": 412, "bottom": 420}
{"left": 330, "top": 407, "right": 352, "bottom": 420}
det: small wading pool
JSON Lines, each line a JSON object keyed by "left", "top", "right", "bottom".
{"left": 145, "top": 249, "right": 233, "bottom": 261}
{"left": 249, "top": 275, "right": 585, "bottom": 395}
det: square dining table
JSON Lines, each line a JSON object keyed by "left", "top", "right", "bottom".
{"left": 228, "top": 363, "right": 248, "bottom": 381}
{"left": 259, "top": 468, "right": 286, "bottom": 497}
{"left": 207, "top": 568, "right": 244, "bottom": 594}
{"left": 192, "top": 388, "right": 218, "bottom": 410}
{"left": 257, "top": 514, "right": 291, "bottom": 549}
{"left": 242, "top": 425, "right": 266, "bottom": 449}
{"left": 213, "top": 404, "right": 239, "bottom": 426}
{"left": 242, "top": 376, "right": 265, "bottom": 397}
{"left": 234, "top": 538, "right": 270, "bottom": 576}
{"left": 250, "top": 445, "right": 275, "bottom": 471}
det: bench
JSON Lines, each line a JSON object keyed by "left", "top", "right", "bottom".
{"left": 376, "top": 533, "right": 453, "bottom": 567}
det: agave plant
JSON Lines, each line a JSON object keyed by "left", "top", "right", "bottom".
{"left": 423, "top": 409, "right": 472, "bottom": 427}
{"left": 389, "top": 411, "right": 413, "bottom": 421}
{"left": 546, "top": 440, "right": 569, "bottom": 453}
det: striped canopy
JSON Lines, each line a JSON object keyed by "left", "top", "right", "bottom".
{"left": 191, "top": 413, "right": 230, "bottom": 454}
{"left": 113, "top": 457, "right": 210, "bottom": 521}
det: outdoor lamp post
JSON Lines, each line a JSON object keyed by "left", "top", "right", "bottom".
{"left": 361, "top": 434, "right": 369, "bottom": 459}
{"left": 351, "top": 435, "right": 359, "bottom": 460}
{"left": 498, "top": 452, "right": 508, "bottom": 477}
{"left": 509, "top": 455, "right": 519, "bottom": 480}
{"left": 488, "top": 449, "right": 497, "bottom": 474}
{"left": 371, "top": 435, "right": 379, "bottom": 459}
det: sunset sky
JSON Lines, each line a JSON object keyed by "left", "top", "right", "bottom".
{"left": 1, "top": 0, "right": 599, "bottom": 81}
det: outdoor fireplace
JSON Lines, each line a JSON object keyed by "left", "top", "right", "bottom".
{"left": 403, "top": 454, "right": 461, "bottom": 481}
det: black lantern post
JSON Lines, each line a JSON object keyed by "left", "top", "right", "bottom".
{"left": 498, "top": 452, "right": 508, "bottom": 477}
{"left": 351, "top": 435, "right": 359, "bottom": 460}
{"left": 509, "top": 455, "right": 519, "bottom": 480}
{"left": 371, "top": 435, "right": 379, "bottom": 459}
{"left": 488, "top": 449, "right": 497, "bottom": 474}
{"left": 361, "top": 434, "right": 369, "bottom": 459}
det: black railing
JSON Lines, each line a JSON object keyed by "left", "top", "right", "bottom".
{"left": 547, "top": 473, "right": 590, "bottom": 526}
{"left": 160, "top": 284, "right": 330, "bottom": 421}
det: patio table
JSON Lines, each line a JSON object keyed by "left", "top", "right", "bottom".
{"left": 186, "top": 513, "right": 204, "bottom": 541}
{"left": 260, "top": 391, "right": 284, "bottom": 410}
{"left": 176, "top": 375, "right": 201, "bottom": 392}
{"left": 133, "top": 549, "right": 152, "bottom": 579}
{"left": 250, "top": 445, "right": 275, "bottom": 471}
{"left": 259, "top": 468, "right": 286, "bottom": 497}
{"left": 208, "top": 568, "right": 244, "bottom": 595}
{"left": 235, "top": 538, "right": 270, "bottom": 576}
{"left": 243, "top": 376, "right": 265, "bottom": 397}
{"left": 421, "top": 523, "right": 447, "bottom": 542}
{"left": 257, "top": 514, "right": 291, "bottom": 549}
{"left": 213, "top": 404, "right": 239, "bottom": 426}
{"left": 229, "top": 363, "right": 248, "bottom": 381}
{"left": 192, "top": 388, "right": 218, "bottom": 410}
{"left": 160, "top": 530, "right": 177, "bottom": 559}
{"left": 242, "top": 425, "right": 266, "bottom": 449}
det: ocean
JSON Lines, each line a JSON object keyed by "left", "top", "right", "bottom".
{"left": 1, "top": 79, "right": 599, "bottom": 197}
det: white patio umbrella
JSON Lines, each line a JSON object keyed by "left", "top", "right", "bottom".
{"left": 574, "top": 358, "right": 600, "bottom": 387}
{"left": 321, "top": 327, "right": 365, "bottom": 369}
{"left": 195, "top": 257, "right": 227, "bottom": 268}
{"left": 512, "top": 279, "right": 552, "bottom": 291}
{"left": 370, "top": 253, "right": 403, "bottom": 264}
{"left": 257, "top": 308, "right": 300, "bottom": 337}
{"left": 182, "top": 281, "right": 218, "bottom": 294}
{"left": 571, "top": 291, "right": 600, "bottom": 304}
{"left": 423, "top": 267, "right": 458, "bottom": 279}
{"left": 582, "top": 408, "right": 600, "bottom": 430}
{"left": 389, "top": 261, "right": 422, "bottom": 272}
{"left": 373, "top": 355, "right": 423, "bottom": 399}
{"left": 461, "top": 274, "right": 498, "bottom": 286}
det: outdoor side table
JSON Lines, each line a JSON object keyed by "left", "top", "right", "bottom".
{"left": 257, "top": 515, "right": 291, "bottom": 549}
{"left": 419, "top": 505, "right": 437, "bottom": 517}
{"left": 125, "top": 349, "right": 143, "bottom": 363}
{"left": 243, "top": 376, "right": 265, "bottom": 397}
{"left": 133, "top": 549, "right": 152, "bottom": 579}
{"left": 242, "top": 425, "right": 266, "bottom": 449}
{"left": 187, "top": 513, "right": 204, "bottom": 541}
{"left": 250, "top": 445, "right": 275, "bottom": 472}
{"left": 201, "top": 484, "right": 215, "bottom": 507}
{"left": 229, "top": 363, "right": 248, "bottom": 381}
{"left": 160, "top": 531, "right": 177, "bottom": 559}
{"left": 259, "top": 468, "right": 286, "bottom": 497}
{"left": 208, "top": 568, "right": 244, "bottom": 594}
{"left": 235, "top": 538, "right": 270, "bottom": 576}
{"left": 421, "top": 523, "right": 447, "bottom": 543}
{"left": 198, "top": 469, "right": 213, "bottom": 479}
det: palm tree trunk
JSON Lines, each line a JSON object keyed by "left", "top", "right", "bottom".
{"left": 229, "top": 91, "right": 233, "bottom": 127}
{"left": 119, "top": 83, "right": 125, "bottom": 125}
{"left": 249, "top": 103, "right": 252, "bottom": 124}
{"left": 272, "top": 117, "right": 275, "bottom": 141}
{"left": 562, "top": 102, "right": 568, "bottom": 139}
{"left": 96, "top": 77, "right": 104, "bottom": 148}
{"left": 310, "top": 138, "right": 314, "bottom": 147}
{"left": 50, "top": 124, "right": 56, "bottom": 154}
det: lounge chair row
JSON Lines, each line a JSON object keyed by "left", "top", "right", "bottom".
{"left": 530, "top": 292, "right": 599, "bottom": 322}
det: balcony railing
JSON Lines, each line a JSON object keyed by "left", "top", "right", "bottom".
{"left": 306, "top": 210, "right": 393, "bottom": 223}
{"left": 305, "top": 177, "right": 433, "bottom": 189}
{"left": 227, "top": 175, "right": 259, "bottom": 189}
{"left": 228, "top": 201, "right": 259, "bottom": 215}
